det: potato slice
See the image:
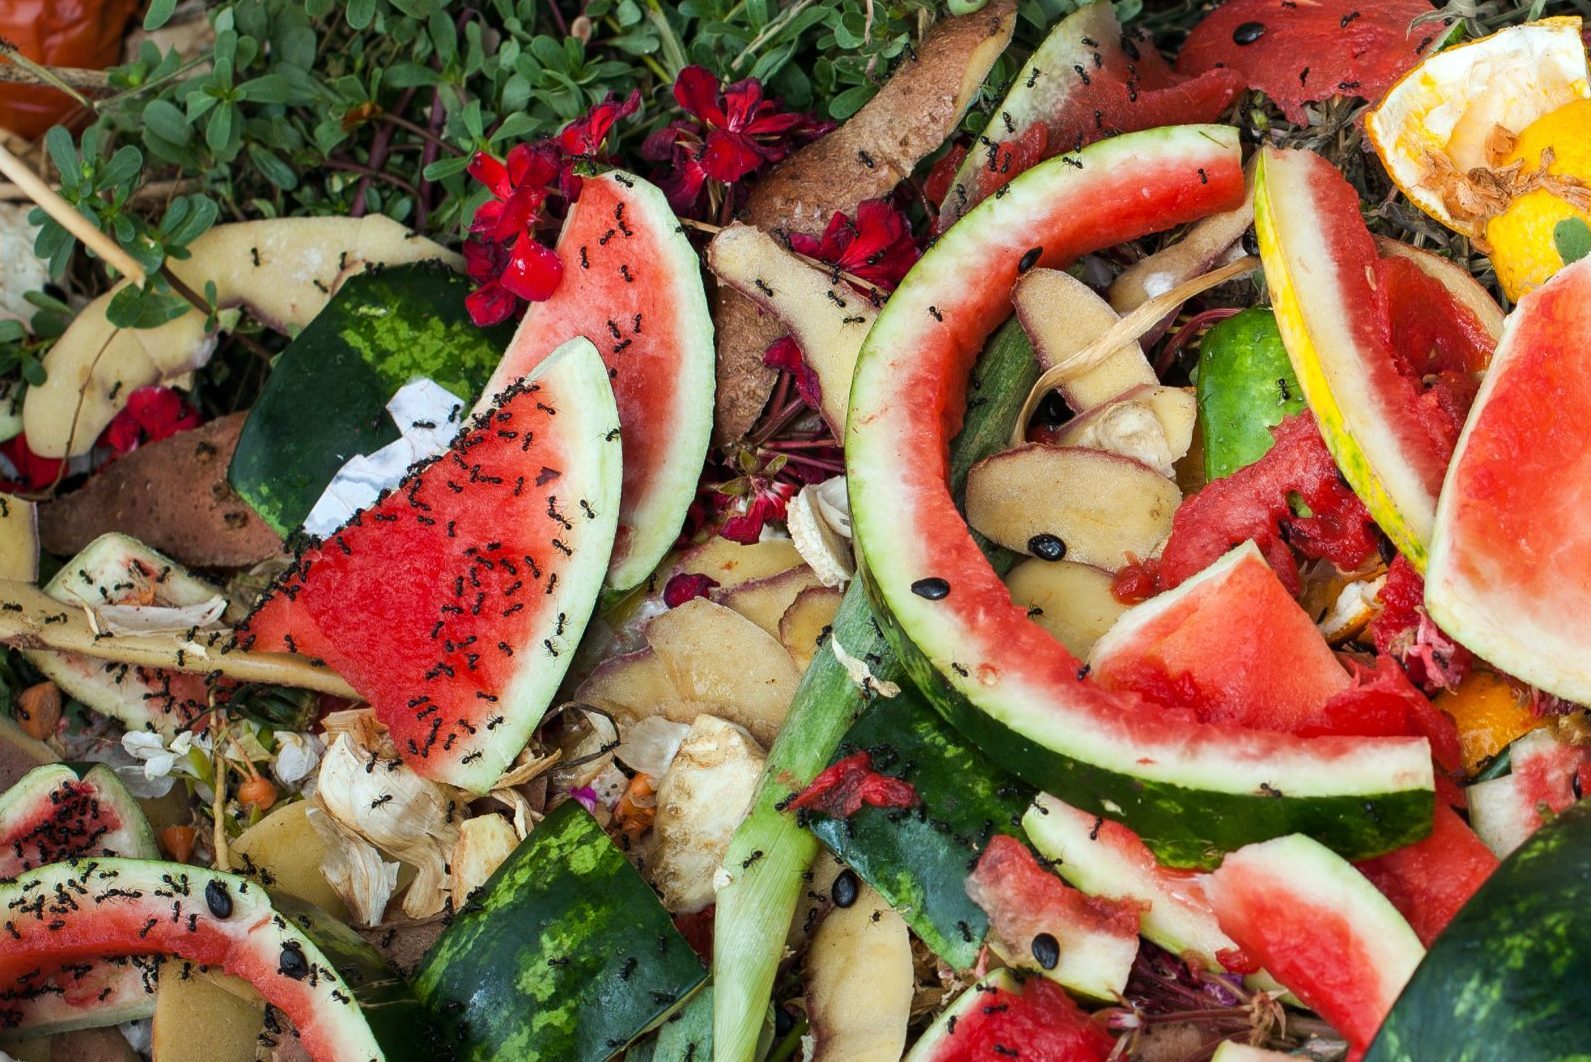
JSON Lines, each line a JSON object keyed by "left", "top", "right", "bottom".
{"left": 713, "top": 565, "right": 824, "bottom": 639}
{"left": 1006, "top": 558, "right": 1128, "bottom": 657}
{"left": 649, "top": 714, "right": 766, "bottom": 913}
{"left": 1049, "top": 384, "right": 1197, "bottom": 478}
{"left": 26, "top": 216, "right": 460, "bottom": 458}
{"left": 152, "top": 969, "right": 263, "bottom": 1062}
{"left": 779, "top": 584, "right": 844, "bottom": 671}
{"left": 708, "top": 225, "right": 876, "bottom": 437}
{"left": 805, "top": 883, "right": 914, "bottom": 1062}
{"left": 1014, "top": 268, "right": 1155, "bottom": 413}
{"left": 231, "top": 800, "right": 350, "bottom": 921}
{"left": 646, "top": 598, "right": 801, "bottom": 746}
{"left": 574, "top": 648, "right": 689, "bottom": 726}
{"left": 672, "top": 536, "right": 804, "bottom": 592}
{"left": 964, "top": 445, "right": 1181, "bottom": 571}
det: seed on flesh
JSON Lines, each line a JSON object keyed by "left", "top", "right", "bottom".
{"left": 1027, "top": 533, "right": 1067, "bottom": 561}
{"left": 911, "top": 577, "right": 951, "bottom": 600}
{"left": 832, "top": 869, "right": 860, "bottom": 909}
{"left": 1232, "top": 21, "right": 1265, "bottom": 44}
{"left": 1031, "top": 931, "right": 1060, "bottom": 969}
{"left": 205, "top": 879, "right": 233, "bottom": 919}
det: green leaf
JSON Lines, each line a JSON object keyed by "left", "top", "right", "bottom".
{"left": 43, "top": 127, "right": 79, "bottom": 188}
{"left": 143, "top": 0, "right": 179, "bottom": 30}
{"left": 106, "top": 282, "right": 191, "bottom": 330}
{"left": 1555, "top": 217, "right": 1591, "bottom": 266}
{"left": 246, "top": 144, "right": 299, "bottom": 190}
{"left": 238, "top": 74, "right": 321, "bottom": 105}
{"left": 143, "top": 100, "right": 192, "bottom": 146}
{"left": 346, "top": 0, "right": 378, "bottom": 30}
{"left": 20, "top": 357, "right": 46, "bottom": 388}
{"left": 205, "top": 103, "right": 237, "bottom": 156}
{"left": 827, "top": 82, "right": 875, "bottom": 120}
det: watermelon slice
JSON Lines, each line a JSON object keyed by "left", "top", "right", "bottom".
{"left": 847, "top": 125, "right": 1436, "bottom": 869}
{"left": 1466, "top": 728, "right": 1591, "bottom": 859}
{"left": 0, "top": 763, "right": 155, "bottom": 879}
{"left": 241, "top": 338, "right": 621, "bottom": 792}
{"left": 935, "top": 1, "right": 1241, "bottom": 230}
{"left": 480, "top": 171, "right": 713, "bottom": 593}
{"left": 1209, "top": 834, "right": 1425, "bottom": 1060}
{"left": 964, "top": 833, "right": 1140, "bottom": 1000}
{"left": 1255, "top": 147, "right": 1496, "bottom": 569}
{"left": 0, "top": 858, "right": 431, "bottom": 1058}
{"left": 1426, "top": 256, "right": 1591, "bottom": 702}
{"left": 1089, "top": 541, "right": 1350, "bottom": 732}
{"left": 903, "top": 968, "right": 1114, "bottom": 1062}
{"left": 1354, "top": 802, "right": 1497, "bottom": 946}
{"left": 0, "top": 763, "right": 158, "bottom": 1038}
{"left": 1177, "top": 0, "right": 1442, "bottom": 124}
{"left": 1023, "top": 792, "right": 1248, "bottom": 974}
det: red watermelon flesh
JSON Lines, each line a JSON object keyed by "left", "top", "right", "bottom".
{"left": 914, "top": 972, "right": 1114, "bottom": 1062}
{"left": 1089, "top": 541, "right": 1349, "bottom": 732}
{"left": 965, "top": 835, "right": 1141, "bottom": 1000}
{"left": 1209, "top": 834, "right": 1424, "bottom": 1060}
{"left": 1467, "top": 729, "right": 1591, "bottom": 858}
{"left": 241, "top": 339, "right": 621, "bottom": 792}
{"left": 1426, "top": 256, "right": 1591, "bottom": 705}
{"left": 1354, "top": 802, "right": 1497, "bottom": 946}
{"left": 936, "top": 1, "right": 1241, "bottom": 229}
{"left": 1158, "top": 412, "right": 1379, "bottom": 596}
{"left": 1177, "top": 0, "right": 1442, "bottom": 124}
{"left": 480, "top": 171, "right": 713, "bottom": 593}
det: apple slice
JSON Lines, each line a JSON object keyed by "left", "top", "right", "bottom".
{"left": 1005, "top": 558, "right": 1128, "bottom": 657}
{"left": 645, "top": 597, "right": 801, "bottom": 745}
{"left": 1013, "top": 267, "right": 1155, "bottom": 413}
{"left": 713, "top": 565, "right": 824, "bottom": 639}
{"left": 26, "top": 217, "right": 459, "bottom": 458}
{"left": 779, "top": 584, "right": 844, "bottom": 671}
{"left": 964, "top": 445, "right": 1181, "bottom": 571}
{"left": 671, "top": 537, "right": 804, "bottom": 592}
{"left": 1048, "top": 384, "right": 1196, "bottom": 478}
{"left": 708, "top": 224, "right": 877, "bottom": 436}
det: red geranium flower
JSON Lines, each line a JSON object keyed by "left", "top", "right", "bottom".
{"left": 559, "top": 89, "right": 641, "bottom": 158}
{"left": 643, "top": 66, "right": 832, "bottom": 214}
{"left": 762, "top": 336, "right": 822, "bottom": 414}
{"left": 101, "top": 387, "right": 201, "bottom": 457}
{"left": 788, "top": 198, "right": 921, "bottom": 291}
{"left": 463, "top": 142, "right": 566, "bottom": 326}
{"left": 713, "top": 451, "right": 799, "bottom": 544}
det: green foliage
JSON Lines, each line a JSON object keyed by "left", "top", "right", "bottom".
{"left": 1555, "top": 216, "right": 1591, "bottom": 267}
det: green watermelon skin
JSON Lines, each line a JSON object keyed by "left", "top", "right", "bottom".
{"left": 416, "top": 801, "right": 707, "bottom": 1061}
{"left": 229, "top": 262, "right": 515, "bottom": 536}
{"left": 1367, "top": 798, "right": 1591, "bottom": 1062}
{"left": 805, "top": 692, "right": 1032, "bottom": 970}
{"left": 240, "top": 337, "right": 621, "bottom": 792}
{"left": 1195, "top": 308, "right": 1305, "bottom": 480}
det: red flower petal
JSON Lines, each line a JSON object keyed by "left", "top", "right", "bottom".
{"left": 498, "top": 235, "right": 565, "bottom": 302}
{"left": 0, "top": 435, "right": 64, "bottom": 493}
{"left": 662, "top": 572, "right": 719, "bottom": 608}
{"left": 559, "top": 89, "right": 642, "bottom": 156}
{"left": 674, "top": 66, "right": 728, "bottom": 129}
{"left": 466, "top": 151, "right": 511, "bottom": 198}
{"left": 701, "top": 129, "right": 766, "bottom": 184}
{"left": 465, "top": 281, "right": 519, "bottom": 327}
{"left": 719, "top": 77, "right": 766, "bottom": 132}
{"left": 763, "top": 336, "right": 823, "bottom": 413}
{"left": 101, "top": 387, "right": 201, "bottom": 457}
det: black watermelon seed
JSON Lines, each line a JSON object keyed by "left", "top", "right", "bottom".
{"left": 1232, "top": 21, "right": 1265, "bottom": 44}
{"left": 204, "top": 880, "right": 232, "bottom": 919}
{"left": 278, "top": 942, "right": 309, "bottom": 980}
{"left": 1028, "top": 533, "right": 1067, "bottom": 561}
{"left": 1018, "top": 247, "right": 1042, "bottom": 273}
{"left": 1031, "top": 932, "right": 1060, "bottom": 970}
{"left": 832, "top": 869, "right": 860, "bottom": 909}
{"left": 911, "top": 577, "right": 951, "bottom": 600}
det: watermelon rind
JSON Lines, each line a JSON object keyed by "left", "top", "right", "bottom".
{"left": 480, "top": 172, "right": 714, "bottom": 595}
{"left": 26, "top": 533, "right": 222, "bottom": 735}
{"left": 0, "top": 858, "right": 432, "bottom": 1059}
{"left": 902, "top": 969, "right": 1022, "bottom": 1062}
{"left": 1367, "top": 798, "right": 1591, "bottom": 1062}
{"left": 804, "top": 690, "right": 1033, "bottom": 971}
{"left": 416, "top": 800, "right": 707, "bottom": 1061}
{"left": 0, "top": 762, "right": 157, "bottom": 877}
{"left": 1424, "top": 257, "right": 1591, "bottom": 704}
{"left": 846, "top": 125, "right": 1435, "bottom": 869}
{"left": 1195, "top": 307, "right": 1305, "bottom": 480}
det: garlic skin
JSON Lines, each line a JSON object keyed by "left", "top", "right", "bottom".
{"left": 449, "top": 814, "right": 520, "bottom": 911}
{"left": 306, "top": 805, "right": 400, "bottom": 928}
{"left": 649, "top": 714, "right": 765, "bottom": 913}
{"left": 314, "top": 732, "right": 461, "bottom": 918}
{"left": 787, "top": 476, "right": 854, "bottom": 588}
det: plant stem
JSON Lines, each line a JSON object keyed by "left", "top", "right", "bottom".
{"left": 0, "top": 51, "right": 103, "bottom": 106}
{"left": 383, "top": 113, "right": 463, "bottom": 155}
